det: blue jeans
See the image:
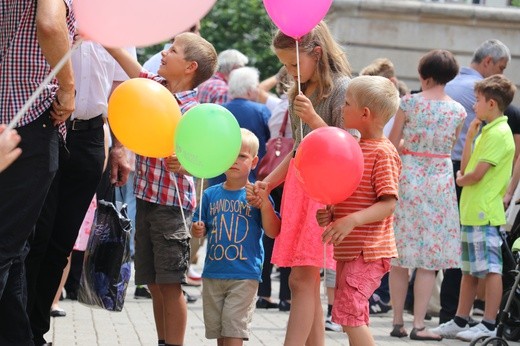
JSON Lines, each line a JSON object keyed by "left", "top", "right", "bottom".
{"left": 0, "top": 112, "right": 58, "bottom": 345}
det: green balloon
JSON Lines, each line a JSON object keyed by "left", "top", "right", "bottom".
{"left": 175, "top": 104, "right": 242, "bottom": 178}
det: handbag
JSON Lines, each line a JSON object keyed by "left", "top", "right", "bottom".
{"left": 78, "top": 198, "right": 132, "bottom": 312}
{"left": 257, "top": 110, "right": 294, "bottom": 181}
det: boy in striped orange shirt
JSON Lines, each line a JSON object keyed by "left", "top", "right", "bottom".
{"left": 317, "top": 76, "right": 402, "bottom": 346}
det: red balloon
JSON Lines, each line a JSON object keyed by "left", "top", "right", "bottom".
{"left": 294, "top": 127, "right": 364, "bottom": 205}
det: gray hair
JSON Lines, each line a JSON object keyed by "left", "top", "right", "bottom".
{"left": 228, "top": 67, "right": 259, "bottom": 99}
{"left": 217, "top": 49, "right": 249, "bottom": 75}
{"left": 472, "top": 39, "right": 511, "bottom": 64}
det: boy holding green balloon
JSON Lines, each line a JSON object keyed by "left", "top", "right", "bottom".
{"left": 105, "top": 32, "right": 217, "bottom": 346}
{"left": 191, "top": 129, "right": 281, "bottom": 346}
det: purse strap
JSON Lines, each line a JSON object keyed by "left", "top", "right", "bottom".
{"left": 279, "top": 110, "right": 289, "bottom": 137}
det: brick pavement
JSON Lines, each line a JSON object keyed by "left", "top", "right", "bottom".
{"left": 44, "top": 264, "right": 520, "bottom": 345}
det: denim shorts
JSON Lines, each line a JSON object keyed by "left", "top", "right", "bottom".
{"left": 461, "top": 225, "right": 503, "bottom": 278}
{"left": 134, "top": 199, "right": 192, "bottom": 285}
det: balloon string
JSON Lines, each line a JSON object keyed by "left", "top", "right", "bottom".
{"left": 296, "top": 38, "right": 303, "bottom": 143}
{"left": 172, "top": 175, "right": 189, "bottom": 233}
{"left": 199, "top": 178, "right": 204, "bottom": 245}
{"left": 7, "top": 38, "right": 83, "bottom": 130}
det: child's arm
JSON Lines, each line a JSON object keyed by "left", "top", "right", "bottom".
{"left": 253, "top": 184, "right": 280, "bottom": 238}
{"left": 459, "top": 118, "right": 481, "bottom": 174}
{"left": 191, "top": 221, "right": 206, "bottom": 238}
{"left": 321, "top": 195, "right": 397, "bottom": 246}
{"left": 104, "top": 47, "right": 142, "bottom": 79}
{"left": 456, "top": 162, "right": 491, "bottom": 187}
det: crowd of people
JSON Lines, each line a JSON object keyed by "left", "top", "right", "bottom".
{"left": 1, "top": 2, "right": 519, "bottom": 346}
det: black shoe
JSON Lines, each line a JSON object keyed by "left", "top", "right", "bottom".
{"left": 50, "top": 308, "right": 66, "bottom": 317}
{"left": 369, "top": 296, "right": 392, "bottom": 314}
{"left": 183, "top": 290, "right": 198, "bottom": 303}
{"left": 279, "top": 300, "right": 291, "bottom": 311}
{"left": 256, "top": 297, "right": 278, "bottom": 309}
{"left": 134, "top": 286, "right": 152, "bottom": 299}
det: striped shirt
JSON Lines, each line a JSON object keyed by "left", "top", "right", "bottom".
{"left": 333, "top": 137, "right": 401, "bottom": 262}
{"left": 133, "top": 70, "right": 197, "bottom": 211}
{"left": 196, "top": 72, "right": 228, "bottom": 105}
{"left": 0, "top": 0, "right": 75, "bottom": 127}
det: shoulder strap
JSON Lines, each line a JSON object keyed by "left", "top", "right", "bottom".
{"left": 279, "top": 110, "right": 289, "bottom": 137}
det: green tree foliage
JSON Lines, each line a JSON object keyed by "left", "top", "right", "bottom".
{"left": 137, "top": 0, "right": 281, "bottom": 80}
{"left": 201, "top": 0, "right": 280, "bottom": 79}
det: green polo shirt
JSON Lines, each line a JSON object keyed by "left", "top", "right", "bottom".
{"left": 460, "top": 116, "right": 514, "bottom": 226}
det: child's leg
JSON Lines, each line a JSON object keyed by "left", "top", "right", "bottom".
{"left": 284, "top": 266, "right": 323, "bottom": 346}
{"left": 149, "top": 283, "right": 187, "bottom": 345}
{"left": 389, "top": 266, "right": 409, "bottom": 327}
{"left": 343, "top": 326, "right": 375, "bottom": 346}
{"left": 483, "top": 273, "right": 502, "bottom": 321}
{"left": 148, "top": 284, "right": 166, "bottom": 340}
{"left": 455, "top": 274, "right": 479, "bottom": 318}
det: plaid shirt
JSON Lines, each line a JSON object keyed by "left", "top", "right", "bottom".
{"left": 0, "top": 0, "right": 75, "bottom": 128}
{"left": 196, "top": 72, "right": 229, "bottom": 105}
{"left": 133, "top": 70, "right": 197, "bottom": 211}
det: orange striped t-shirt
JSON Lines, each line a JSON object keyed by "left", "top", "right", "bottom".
{"left": 333, "top": 137, "right": 401, "bottom": 262}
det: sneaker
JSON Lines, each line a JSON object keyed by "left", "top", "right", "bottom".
{"left": 134, "top": 286, "right": 152, "bottom": 299}
{"left": 456, "top": 323, "right": 496, "bottom": 341}
{"left": 188, "top": 266, "right": 202, "bottom": 281}
{"left": 369, "top": 295, "right": 392, "bottom": 314}
{"left": 430, "top": 319, "right": 469, "bottom": 338}
{"left": 325, "top": 316, "right": 343, "bottom": 332}
{"left": 183, "top": 290, "right": 198, "bottom": 303}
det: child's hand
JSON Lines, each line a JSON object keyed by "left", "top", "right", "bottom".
{"left": 321, "top": 216, "right": 355, "bottom": 246}
{"left": 191, "top": 221, "right": 206, "bottom": 238}
{"left": 316, "top": 206, "right": 333, "bottom": 227}
{"left": 294, "top": 94, "right": 319, "bottom": 125}
{"left": 466, "top": 118, "right": 482, "bottom": 141}
{"left": 0, "top": 125, "right": 22, "bottom": 173}
{"left": 165, "top": 154, "right": 187, "bottom": 174}
{"left": 246, "top": 181, "right": 269, "bottom": 209}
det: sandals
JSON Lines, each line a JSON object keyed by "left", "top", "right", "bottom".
{"left": 390, "top": 324, "right": 408, "bottom": 338}
{"left": 410, "top": 326, "right": 443, "bottom": 341}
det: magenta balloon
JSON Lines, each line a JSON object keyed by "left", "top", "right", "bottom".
{"left": 263, "top": 0, "right": 333, "bottom": 39}
{"left": 294, "top": 127, "right": 364, "bottom": 205}
{"left": 74, "top": 0, "right": 216, "bottom": 47}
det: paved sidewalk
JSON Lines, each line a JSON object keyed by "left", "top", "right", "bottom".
{"left": 44, "top": 265, "right": 520, "bottom": 346}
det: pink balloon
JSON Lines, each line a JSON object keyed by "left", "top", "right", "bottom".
{"left": 74, "top": 0, "right": 216, "bottom": 47}
{"left": 294, "top": 127, "right": 364, "bottom": 205}
{"left": 263, "top": 0, "right": 333, "bottom": 39}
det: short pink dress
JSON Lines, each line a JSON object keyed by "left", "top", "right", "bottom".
{"left": 271, "top": 159, "right": 335, "bottom": 269}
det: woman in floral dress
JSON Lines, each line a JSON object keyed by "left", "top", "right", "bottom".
{"left": 388, "top": 50, "right": 467, "bottom": 341}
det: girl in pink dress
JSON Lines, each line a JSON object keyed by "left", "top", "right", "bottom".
{"left": 248, "top": 21, "right": 354, "bottom": 346}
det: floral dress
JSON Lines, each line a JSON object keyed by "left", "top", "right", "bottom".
{"left": 391, "top": 94, "right": 466, "bottom": 270}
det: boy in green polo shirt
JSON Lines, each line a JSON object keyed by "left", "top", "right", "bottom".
{"left": 431, "top": 74, "right": 516, "bottom": 342}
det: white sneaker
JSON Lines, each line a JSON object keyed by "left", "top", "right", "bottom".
{"left": 188, "top": 266, "right": 202, "bottom": 280}
{"left": 456, "top": 323, "right": 496, "bottom": 342}
{"left": 325, "top": 316, "right": 342, "bottom": 332}
{"left": 430, "top": 319, "right": 469, "bottom": 338}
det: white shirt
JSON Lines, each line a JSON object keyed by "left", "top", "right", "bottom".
{"left": 71, "top": 42, "right": 134, "bottom": 120}
{"left": 143, "top": 43, "right": 171, "bottom": 74}
{"left": 266, "top": 94, "right": 292, "bottom": 138}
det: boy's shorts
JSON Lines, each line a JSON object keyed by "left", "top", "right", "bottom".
{"left": 332, "top": 256, "right": 390, "bottom": 327}
{"left": 202, "top": 278, "right": 258, "bottom": 340}
{"left": 461, "top": 225, "right": 503, "bottom": 278}
{"left": 134, "top": 199, "right": 191, "bottom": 285}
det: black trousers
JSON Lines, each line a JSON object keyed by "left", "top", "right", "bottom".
{"left": 25, "top": 124, "right": 105, "bottom": 345}
{"left": 439, "top": 160, "right": 463, "bottom": 324}
{"left": 0, "top": 112, "right": 58, "bottom": 346}
{"left": 257, "top": 186, "right": 291, "bottom": 301}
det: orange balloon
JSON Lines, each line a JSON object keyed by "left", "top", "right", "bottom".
{"left": 108, "top": 78, "right": 181, "bottom": 158}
